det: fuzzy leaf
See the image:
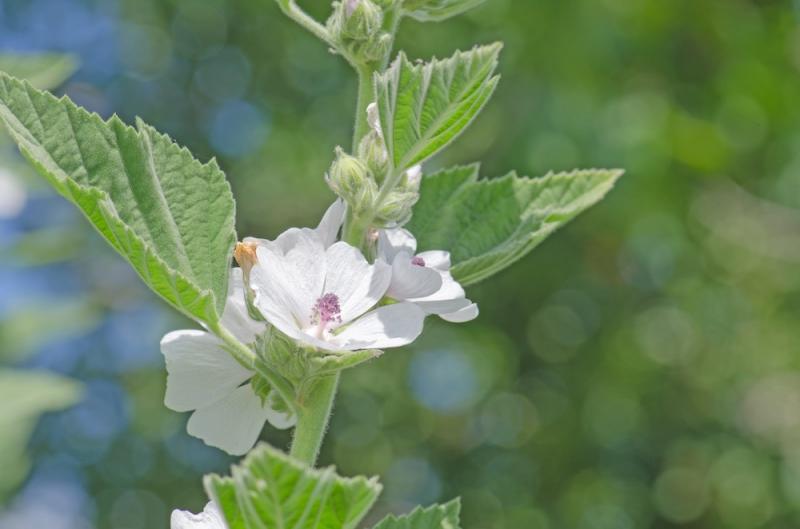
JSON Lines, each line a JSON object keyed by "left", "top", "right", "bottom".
{"left": 407, "top": 165, "right": 623, "bottom": 285}
{"left": 0, "top": 53, "right": 78, "bottom": 90}
{"left": 205, "top": 443, "right": 381, "bottom": 529}
{"left": 402, "top": 0, "right": 485, "bottom": 22}
{"left": 372, "top": 500, "right": 461, "bottom": 529}
{"left": 0, "top": 73, "right": 237, "bottom": 327}
{"left": 0, "top": 370, "right": 82, "bottom": 501}
{"left": 374, "top": 44, "right": 501, "bottom": 173}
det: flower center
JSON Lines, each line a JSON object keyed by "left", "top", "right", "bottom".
{"left": 312, "top": 292, "right": 342, "bottom": 325}
{"left": 411, "top": 256, "right": 426, "bottom": 267}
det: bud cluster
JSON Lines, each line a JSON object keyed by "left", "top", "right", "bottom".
{"left": 327, "top": 0, "right": 392, "bottom": 65}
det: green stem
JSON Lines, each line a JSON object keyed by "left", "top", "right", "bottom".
{"left": 352, "top": 64, "right": 377, "bottom": 150}
{"left": 289, "top": 374, "right": 340, "bottom": 465}
{"left": 288, "top": 3, "right": 406, "bottom": 469}
{"left": 217, "top": 326, "right": 258, "bottom": 369}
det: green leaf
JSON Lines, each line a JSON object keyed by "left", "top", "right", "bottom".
{"left": 0, "top": 73, "right": 237, "bottom": 327}
{"left": 205, "top": 443, "right": 382, "bottom": 529}
{"left": 372, "top": 499, "right": 461, "bottom": 529}
{"left": 402, "top": 0, "right": 485, "bottom": 22}
{"left": 0, "top": 53, "right": 78, "bottom": 90}
{"left": 374, "top": 44, "right": 501, "bottom": 173}
{"left": 407, "top": 165, "right": 623, "bottom": 285}
{"left": 0, "top": 369, "right": 82, "bottom": 501}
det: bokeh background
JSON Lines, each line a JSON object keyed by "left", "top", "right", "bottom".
{"left": 2, "top": 0, "right": 800, "bottom": 527}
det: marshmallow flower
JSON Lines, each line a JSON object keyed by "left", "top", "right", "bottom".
{"left": 160, "top": 269, "right": 294, "bottom": 456}
{"left": 249, "top": 227, "right": 426, "bottom": 352}
{"left": 378, "top": 228, "right": 478, "bottom": 323}
{"left": 171, "top": 502, "right": 226, "bottom": 529}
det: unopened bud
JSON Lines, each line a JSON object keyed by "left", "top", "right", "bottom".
{"left": 358, "top": 132, "right": 389, "bottom": 181}
{"left": 340, "top": 0, "right": 383, "bottom": 40}
{"left": 358, "top": 31, "right": 392, "bottom": 63}
{"left": 376, "top": 189, "right": 419, "bottom": 225}
{"left": 326, "top": 147, "right": 377, "bottom": 214}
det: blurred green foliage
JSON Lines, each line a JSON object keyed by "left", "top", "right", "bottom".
{"left": 4, "top": 0, "right": 800, "bottom": 528}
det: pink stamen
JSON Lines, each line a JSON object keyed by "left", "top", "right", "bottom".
{"left": 312, "top": 292, "right": 342, "bottom": 325}
{"left": 411, "top": 256, "right": 426, "bottom": 267}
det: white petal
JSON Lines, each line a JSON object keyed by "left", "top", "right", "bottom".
{"left": 406, "top": 165, "right": 422, "bottom": 187}
{"left": 251, "top": 229, "right": 326, "bottom": 330}
{"left": 413, "top": 297, "right": 472, "bottom": 316}
{"left": 441, "top": 302, "right": 479, "bottom": 323}
{"left": 324, "top": 242, "right": 391, "bottom": 323}
{"left": 161, "top": 330, "right": 251, "bottom": 413}
{"left": 377, "top": 228, "right": 417, "bottom": 262}
{"left": 416, "top": 250, "right": 451, "bottom": 271}
{"left": 187, "top": 384, "right": 271, "bottom": 456}
{"left": 171, "top": 502, "right": 227, "bottom": 529}
{"left": 387, "top": 252, "right": 443, "bottom": 300}
{"left": 336, "top": 302, "right": 426, "bottom": 350}
{"left": 220, "top": 268, "right": 266, "bottom": 343}
{"left": 366, "top": 102, "right": 383, "bottom": 138}
{"left": 265, "top": 395, "right": 297, "bottom": 430}
{"left": 315, "top": 199, "right": 346, "bottom": 248}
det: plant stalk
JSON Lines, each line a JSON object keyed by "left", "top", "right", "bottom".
{"left": 286, "top": 2, "right": 405, "bottom": 468}
{"left": 289, "top": 373, "right": 339, "bottom": 465}
{"left": 352, "top": 64, "right": 377, "bottom": 149}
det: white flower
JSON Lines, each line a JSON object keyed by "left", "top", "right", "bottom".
{"left": 160, "top": 269, "right": 295, "bottom": 456}
{"left": 171, "top": 502, "right": 226, "bottom": 529}
{"left": 378, "top": 228, "right": 478, "bottom": 323}
{"left": 249, "top": 227, "right": 426, "bottom": 352}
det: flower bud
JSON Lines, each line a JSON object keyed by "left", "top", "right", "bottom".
{"left": 358, "top": 131, "right": 389, "bottom": 181}
{"left": 337, "top": 0, "right": 383, "bottom": 41}
{"left": 375, "top": 189, "right": 419, "bottom": 225}
{"left": 326, "top": 147, "right": 377, "bottom": 214}
{"left": 358, "top": 31, "right": 392, "bottom": 63}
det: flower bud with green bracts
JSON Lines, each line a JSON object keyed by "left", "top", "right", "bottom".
{"left": 325, "top": 147, "right": 378, "bottom": 214}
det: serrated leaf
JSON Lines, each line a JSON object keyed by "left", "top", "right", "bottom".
{"left": 407, "top": 165, "right": 623, "bottom": 285}
{"left": 0, "top": 73, "right": 237, "bottom": 327}
{"left": 205, "top": 443, "right": 382, "bottom": 529}
{"left": 372, "top": 499, "right": 461, "bottom": 529}
{"left": 0, "top": 53, "right": 78, "bottom": 90}
{"left": 374, "top": 44, "right": 501, "bottom": 173}
{"left": 0, "top": 369, "right": 82, "bottom": 501}
{"left": 402, "top": 0, "right": 485, "bottom": 22}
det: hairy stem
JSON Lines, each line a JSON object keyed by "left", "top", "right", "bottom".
{"left": 289, "top": 3, "right": 405, "bottom": 468}
{"left": 352, "top": 64, "right": 377, "bottom": 150}
{"left": 289, "top": 374, "right": 339, "bottom": 465}
{"left": 217, "top": 326, "right": 257, "bottom": 369}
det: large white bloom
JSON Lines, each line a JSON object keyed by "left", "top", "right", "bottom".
{"left": 160, "top": 269, "right": 294, "bottom": 456}
{"left": 171, "top": 502, "right": 226, "bottom": 529}
{"left": 378, "top": 228, "right": 478, "bottom": 323}
{"left": 249, "top": 227, "right": 426, "bottom": 352}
